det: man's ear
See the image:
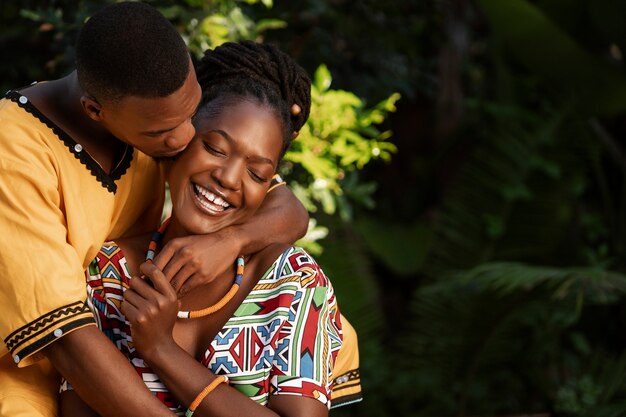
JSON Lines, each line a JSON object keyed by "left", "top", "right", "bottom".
{"left": 80, "top": 94, "right": 103, "bottom": 121}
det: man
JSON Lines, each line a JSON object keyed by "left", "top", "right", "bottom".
{"left": 0, "top": 3, "right": 307, "bottom": 416}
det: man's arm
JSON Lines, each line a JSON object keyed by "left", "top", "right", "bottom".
{"left": 46, "top": 326, "right": 175, "bottom": 417}
{"left": 231, "top": 183, "right": 309, "bottom": 253}
{"left": 0, "top": 114, "right": 174, "bottom": 417}
{"left": 155, "top": 184, "right": 309, "bottom": 294}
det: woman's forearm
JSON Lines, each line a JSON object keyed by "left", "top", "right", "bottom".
{"left": 45, "top": 326, "right": 175, "bottom": 417}
{"left": 142, "top": 340, "right": 280, "bottom": 417}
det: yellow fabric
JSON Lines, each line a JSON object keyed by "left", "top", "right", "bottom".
{"left": 0, "top": 354, "right": 58, "bottom": 417}
{"left": 330, "top": 315, "right": 362, "bottom": 408}
{"left": 0, "top": 96, "right": 165, "bottom": 416}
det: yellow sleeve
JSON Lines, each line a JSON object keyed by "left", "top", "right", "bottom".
{"left": 0, "top": 151, "right": 94, "bottom": 367}
{"left": 330, "top": 315, "right": 363, "bottom": 408}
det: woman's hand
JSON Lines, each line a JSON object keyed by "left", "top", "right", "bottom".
{"left": 122, "top": 262, "right": 180, "bottom": 359}
{"left": 152, "top": 227, "right": 241, "bottom": 297}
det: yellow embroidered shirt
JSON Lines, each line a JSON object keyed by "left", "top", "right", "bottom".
{"left": 0, "top": 91, "right": 164, "bottom": 416}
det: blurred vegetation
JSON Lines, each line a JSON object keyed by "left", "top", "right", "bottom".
{"left": 4, "top": 0, "right": 626, "bottom": 416}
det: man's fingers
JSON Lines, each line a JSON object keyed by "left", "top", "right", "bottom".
{"left": 151, "top": 238, "right": 176, "bottom": 271}
{"left": 139, "top": 262, "right": 176, "bottom": 297}
{"left": 177, "top": 273, "right": 204, "bottom": 297}
{"left": 169, "top": 264, "right": 199, "bottom": 296}
{"left": 154, "top": 238, "right": 195, "bottom": 281}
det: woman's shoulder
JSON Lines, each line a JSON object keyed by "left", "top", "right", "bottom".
{"left": 89, "top": 233, "right": 147, "bottom": 280}
{"left": 93, "top": 233, "right": 150, "bottom": 277}
{"left": 92, "top": 241, "right": 124, "bottom": 268}
{"left": 253, "top": 244, "right": 331, "bottom": 290}
{"left": 88, "top": 241, "right": 127, "bottom": 283}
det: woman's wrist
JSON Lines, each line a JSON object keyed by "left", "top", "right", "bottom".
{"left": 139, "top": 336, "right": 179, "bottom": 367}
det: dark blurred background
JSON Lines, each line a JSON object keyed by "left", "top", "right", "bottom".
{"left": 3, "top": 1, "right": 626, "bottom": 416}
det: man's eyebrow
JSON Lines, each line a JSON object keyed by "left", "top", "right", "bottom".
{"left": 209, "top": 129, "right": 274, "bottom": 166}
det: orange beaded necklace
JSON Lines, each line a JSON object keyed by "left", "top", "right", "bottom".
{"left": 146, "top": 218, "right": 244, "bottom": 319}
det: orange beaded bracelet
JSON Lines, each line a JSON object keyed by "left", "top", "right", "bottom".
{"left": 185, "top": 375, "right": 229, "bottom": 417}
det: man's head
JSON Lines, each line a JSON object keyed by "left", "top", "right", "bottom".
{"left": 75, "top": 2, "right": 201, "bottom": 157}
{"left": 76, "top": 1, "right": 189, "bottom": 101}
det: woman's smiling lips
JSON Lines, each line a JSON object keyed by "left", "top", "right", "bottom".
{"left": 192, "top": 183, "right": 233, "bottom": 214}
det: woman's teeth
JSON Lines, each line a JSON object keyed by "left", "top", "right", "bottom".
{"left": 194, "top": 184, "right": 230, "bottom": 209}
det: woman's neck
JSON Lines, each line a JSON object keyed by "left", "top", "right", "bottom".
{"left": 161, "top": 216, "right": 187, "bottom": 247}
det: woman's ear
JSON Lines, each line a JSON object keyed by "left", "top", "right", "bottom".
{"left": 80, "top": 94, "right": 103, "bottom": 121}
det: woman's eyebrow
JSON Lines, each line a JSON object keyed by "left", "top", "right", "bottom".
{"left": 209, "top": 129, "right": 275, "bottom": 166}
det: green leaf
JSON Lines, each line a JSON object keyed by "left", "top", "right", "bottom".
{"left": 313, "top": 64, "right": 332, "bottom": 92}
{"left": 254, "top": 18, "right": 287, "bottom": 33}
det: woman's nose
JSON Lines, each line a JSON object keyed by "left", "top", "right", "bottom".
{"left": 214, "top": 158, "right": 243, "bottom": 191}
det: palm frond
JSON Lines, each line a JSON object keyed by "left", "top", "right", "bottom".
{"left": 425, "top": 103, "right": 602, "bottom": 276}
{"left": 399, "top": 262, "right": 626, "bottom": 415}
{"left": 453, "top": 262, "right": 626, "bottom": 304}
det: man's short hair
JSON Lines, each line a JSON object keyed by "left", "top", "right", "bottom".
{"left": 75, "top": 2, "right": 190, "bottom": 102}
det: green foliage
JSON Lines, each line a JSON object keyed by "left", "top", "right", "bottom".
{"left": 294, "top": 218, "right": 328, "bottom": 256}
{"left": 281, "top": 65, "right": 400, "bottom": 221}
{"left": 356, "top": 217, "right": 431, "bottom": 277}
{"left": 399, "top": 262, "right": 626, "bottom": 416}
{"left": 377, "top": 0, "right": 626, "bottom": 415}
{"left": 9, "top": 1, "right": 626, "bottom": 416}
{"left": 158, "top": 0, "right": 286, "bottom": 56}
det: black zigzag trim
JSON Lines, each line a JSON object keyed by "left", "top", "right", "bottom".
{"left": 333, "top": 369, "right": 361, "bottom": 386}
{"left": 14, "top": 317, "right": 95, "bottom": 362}
{"left": 330, "top": 368, "right": 363, "bottom": 409}
{"left": 5, "top": 90, "right": 134, "bottom": 194}
{"left": 5, "top": 301, "right": 92, "bottom": 350}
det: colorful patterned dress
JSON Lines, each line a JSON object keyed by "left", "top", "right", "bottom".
{"left": 75, "top": 244, "right": 343, "bottom": 414}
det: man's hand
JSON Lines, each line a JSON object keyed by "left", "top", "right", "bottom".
{"left": 152, "top": 227, "right": 240, "bottom": 296}
{"left": 153, "top": 184, "right": 308, "bottom": 297}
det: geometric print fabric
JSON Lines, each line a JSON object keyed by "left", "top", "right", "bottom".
{"left": 67, "top": 244, "right": 344, "bottom": 413}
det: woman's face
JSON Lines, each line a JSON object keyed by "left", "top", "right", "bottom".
{"left": 167, "top": 99, "right": 283, "bottom": 235}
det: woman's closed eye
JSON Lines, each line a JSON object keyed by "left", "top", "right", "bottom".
{"left": 202, "top": 141, "right": 226, "bottom": 156}
{"left": 248, "top": 169, "right": 269, "bottom": 183}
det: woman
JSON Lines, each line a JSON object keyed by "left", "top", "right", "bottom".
{"left": 60, "top": 41, "right": 360, "bottom": 417}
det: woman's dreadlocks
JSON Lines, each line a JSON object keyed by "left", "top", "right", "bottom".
{"left": 195, "top": 41, "right": 311, "bottom": 155}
